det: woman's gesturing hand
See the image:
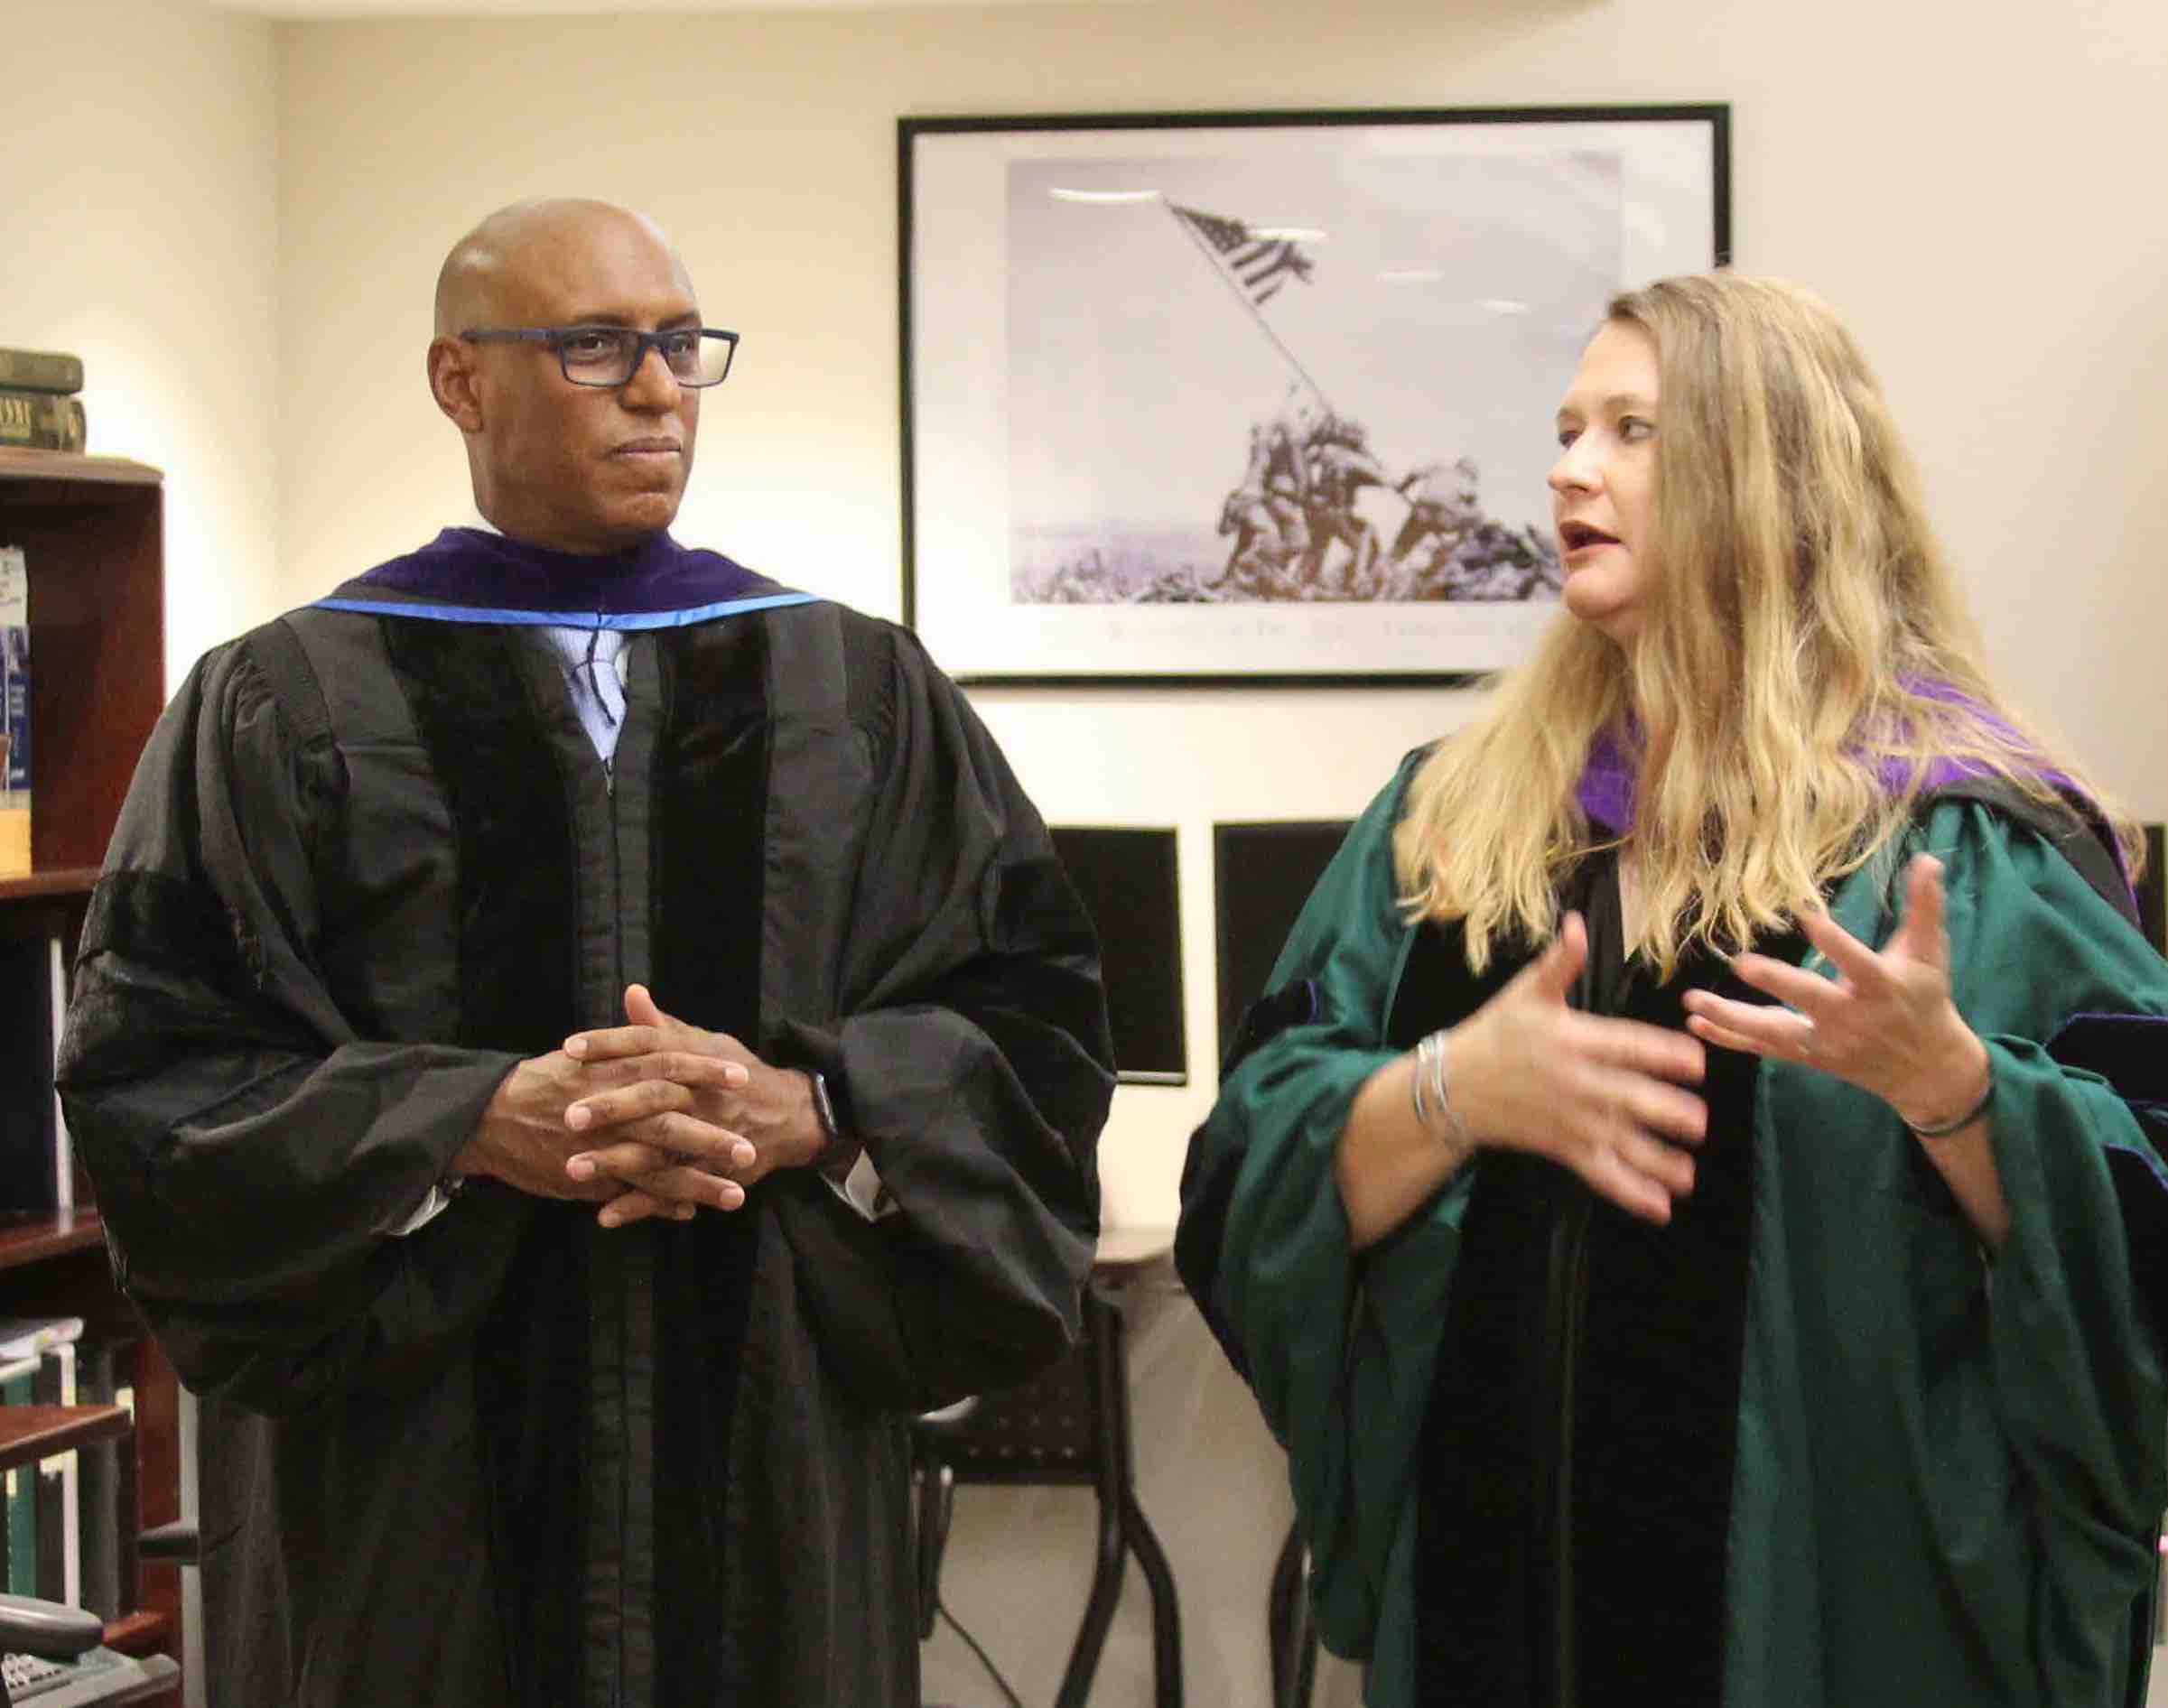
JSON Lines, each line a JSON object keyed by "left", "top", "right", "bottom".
{"left": 1680, "top": 855, "right": 1991, "bottom": 1133}
{"left": 1452, "top": 912, "right": 1710, "bottom": 1223}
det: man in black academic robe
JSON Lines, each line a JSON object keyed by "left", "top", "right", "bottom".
{"left": 57, "top": 198, "right": 1112, "bottom": 1708}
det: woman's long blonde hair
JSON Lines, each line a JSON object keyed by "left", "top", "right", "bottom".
{"left": 1396, "top": 272, "right": 2132, "bottom": 975}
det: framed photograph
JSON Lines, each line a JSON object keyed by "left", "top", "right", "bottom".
{"left": 900, "top": 104, "right": 1729, "bottom": 684}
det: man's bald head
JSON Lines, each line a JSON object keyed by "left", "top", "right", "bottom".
{"left": 433, "top": 199, "right": 692, "bottom": 337}
{"left": 426, "top": 198, "right": 705, "bottom": 553}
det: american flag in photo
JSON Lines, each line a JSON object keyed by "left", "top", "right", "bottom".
{"left": 1169, "top": 203, "right": 1317, "bottom": 306}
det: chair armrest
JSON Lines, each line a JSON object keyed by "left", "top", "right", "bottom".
{"left": 136, "top": 1520, "right": 199, "bottom": 1565}
{"left": 0, "top": 1593, "right": 104, "bottom": 1662}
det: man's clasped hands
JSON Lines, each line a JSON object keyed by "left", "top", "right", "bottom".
{"left": 456, "top": 983, "right": 827, "bottom": 1227}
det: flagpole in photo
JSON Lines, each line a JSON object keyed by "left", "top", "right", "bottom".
{"left": 1166, "top": 201, "right": 1332, "bottom": 413}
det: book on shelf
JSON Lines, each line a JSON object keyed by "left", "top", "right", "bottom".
{"left": 31, "top": 1339, "right": 79, "bottom": 1606}
{"left": 0, "top": 1350, "right": 30, "bottom": 1603}
{"left": 2, "top": 1357, "right": 32, "bottom": 1595}
{"left": 0, "top": 543, "right": 25, "bottom": 877}
{"left": 0, "top": 348, "right": 83, "bottom": 395}
{"left": 0, "top": 389, "right": 85, "bottom": 454}
{"left": 0, "top": 1330, "right": 147, "bottom": 1620}
{"left": 0, "top": 936, "right": 69, "bottom": 1214}
{"left": 72, "top": 1336, "right": 135, "bottom": 1622}
{"left": 0, "top": 1320, "right": 84, "bottom": 1363}
{"left": 0, "top": 1322, "right": 90, "bottom": 1609}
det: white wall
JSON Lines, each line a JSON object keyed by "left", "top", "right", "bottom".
{"left": 0, "top": 3, "right": 2111, "bottom": 1703}
{"left": 269, "top": 12, "right": 2168, "bottom": 1699}
{"left": 0, "top": 0, "right": 284, "bottom": 688}
{"left": 1, "top": 0, "right": 2158, "bottom": 1699}
{"left": 274, "top": 0, "right": 2168, "bottom": 1239}
{"left": 6, "top": 1, "right": 2156, "bottom": 1699}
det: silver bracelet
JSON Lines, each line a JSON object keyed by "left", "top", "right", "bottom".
{"left": 1410, "top": 1032, "right": 1436, "bottom": 1125}
{"left": 1409, "top": 1029, "right": 1470, "bottom": 1149}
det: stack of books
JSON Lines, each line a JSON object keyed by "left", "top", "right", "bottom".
{"left": 0, "top": 347, "right": 85, "bottom": 455}
{"left": 0, "top": 1316, "right": 144, "bottom": 1622}
{"left": 0, "top": 348, "right": 70, "bottom": 879}
{"left": 0, "top": 1316, "right": 83, "bottom": 1608}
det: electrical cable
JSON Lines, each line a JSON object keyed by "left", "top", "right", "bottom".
{"left": 935, "top": 1597, "right": 1027, "bottom": 1708}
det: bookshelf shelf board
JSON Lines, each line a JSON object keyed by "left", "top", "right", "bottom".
{"left": 0, "top": 450, "right": 162, "bottom": 492}
{"left": 0, "top": 1402, "right": 131, "bottom": 1471}
{"left": 0, "top": 1209, "right": 106, "bottom": 1272}
{"left": 0, "top": 867, "right": 98, "bottom": 905}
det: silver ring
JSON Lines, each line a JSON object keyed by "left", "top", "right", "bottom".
{"left": 1795, "top": 1016, "right": 1819, "bottom": 1060}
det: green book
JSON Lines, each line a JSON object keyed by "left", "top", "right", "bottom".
{"left": 3, "top": 1364, "right": 34, "bottom": 1596}
{"left": 32, "top": 1341, "right": 77, "bottom": 1604}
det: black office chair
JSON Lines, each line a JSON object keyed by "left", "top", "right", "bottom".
{"left": 912, "top": 1288, "right": 1183, "bottom": 1708}
{"left": 131, "top": 1523, "right": 194, "bottom": 1573}
{"left": 912, "top": 1398, "right": 974, "bottom": 1643}
{"left": 0, "top": 1592, "right": 178, "bottom": 1705}
{"left": 0, "top": 1597, "right": 105, "bottom": 1676}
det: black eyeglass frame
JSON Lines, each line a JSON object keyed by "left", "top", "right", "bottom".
{"left": 459, "top": 324, "right": 740, "bottom": 388}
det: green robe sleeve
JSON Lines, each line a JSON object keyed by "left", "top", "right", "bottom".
{"left": 1184, "top": 784, "right": 2168, "bottom": 1706}
{"left": 1739, "top": 797, "right": 2168, "bottom": 1708}
{"left": 1919, "top": 800, "right": 2168, "bottom": 1697}
{"left": 1177, "top": 753, "right": 1475, "bottom": 1660}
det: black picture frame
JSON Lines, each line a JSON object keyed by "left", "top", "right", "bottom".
{"left": 900, "top": 104, "right": 1730, "bottom": 686}
{"left": 1212, "top": 818, "right": 1355, "bottom": 1072}
{"left": 1047, "top": 824, "right": 1188, "bottom": 1084}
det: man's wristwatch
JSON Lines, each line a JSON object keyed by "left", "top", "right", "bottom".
{"left": 807, "top": 1071, "right": 861, "bottom": 1181}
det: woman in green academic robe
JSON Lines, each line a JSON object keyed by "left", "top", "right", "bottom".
{"left": 1177, "top": 272, "right": 2168, "bottom": 1708}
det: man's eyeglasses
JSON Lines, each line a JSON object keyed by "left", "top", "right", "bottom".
{"left": 460, "top": 325, "right": 740, "bottom": 389}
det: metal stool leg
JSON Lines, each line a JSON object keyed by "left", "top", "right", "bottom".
{"left": 1098, "top": 1286, "right": 1182, "bottom": 1707}
{"left": 1054, "top": 1294, "right": 1135, "bottom": 1708}
{"left": 1054, "top": 1497, "right": 1128, "bottom": 1708}
{"left": 1122, "top": 1490, "right": 1184, "bottom": 1708}
{"left": 1054, "top": 1286, "right": 1187, "bottom": 1708}
{"left": 1269, "top": 1521, "right": 1317, "bottom": 1708}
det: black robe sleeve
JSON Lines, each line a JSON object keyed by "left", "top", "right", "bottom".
{"left": 57, "top": 638, "right": 530, "bottom": 1415}
{"left": 762, "top": 625, "right": 1112, "bottom": 1408}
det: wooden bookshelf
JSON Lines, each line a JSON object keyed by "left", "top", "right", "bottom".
{"left": 0, "top": 453, "right": 177, "bottom": 1697}
{"left": 0, "top": 869, "right": 98, "bottom": 905}
{"left": 0, "top": 451, "right": 160, "bottom": 491}
{"left": 0, "top": 452, "right": 163, "bottom": 872}
{"left": 0, "top": 1405, "right": 132, "bottom": 1474}
{"left": 101, "top": 1609, "right": 172, "bottom": 1657}
{"left": 0, "top": 1209, "right": 107, "bottom": 1272}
